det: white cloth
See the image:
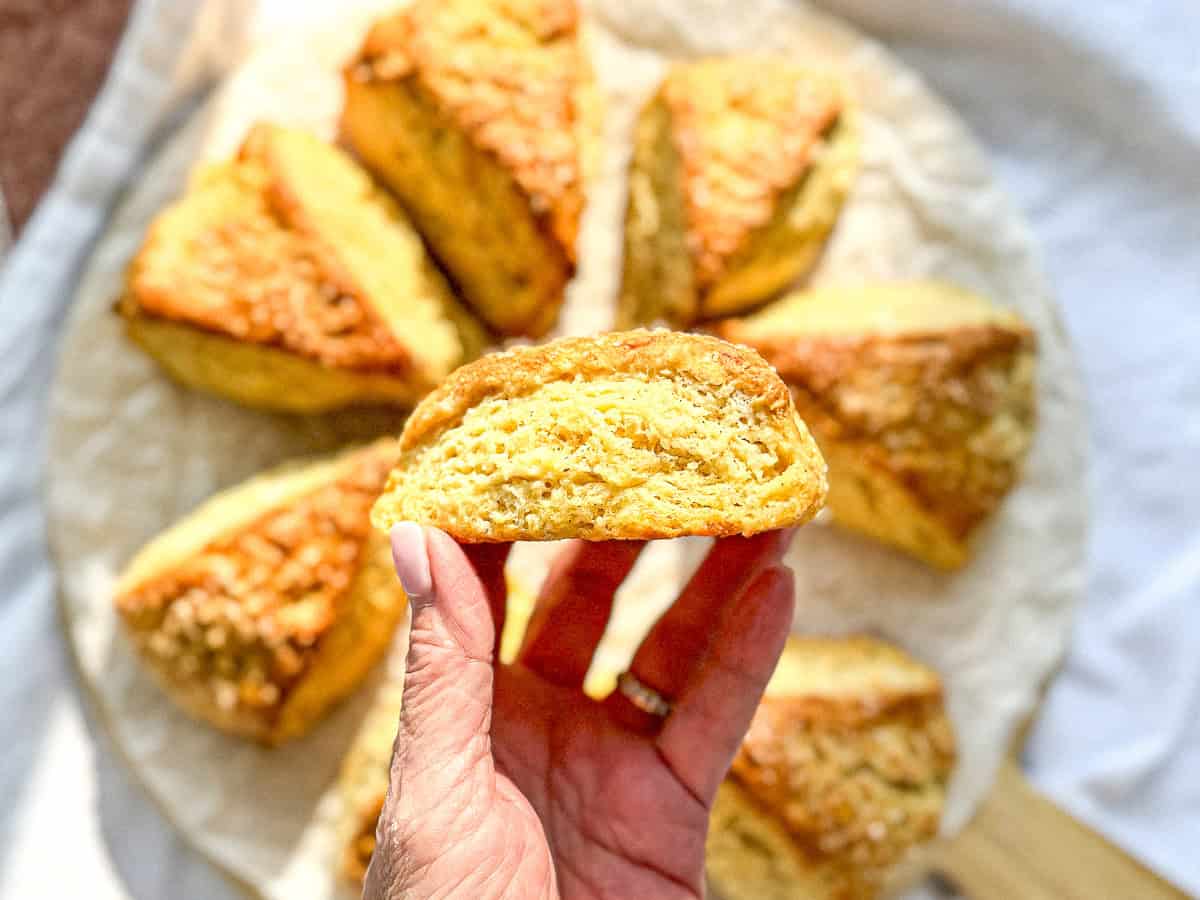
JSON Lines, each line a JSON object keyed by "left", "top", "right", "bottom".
{"left": 0, "top": 1, "right": 1196, "bottom": 899}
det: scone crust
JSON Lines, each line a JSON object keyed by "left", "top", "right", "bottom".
{"left": 660, "top": 57, "right": 846, "bottom": 290}
{"left": 725, "top": 636, "right": 956, "bottom": 898}
{"left": 123, "top": 124, "right": 482, "bottom": 408}
{"left": 116, "top": 442, "right": 404, "bottom": 743}
{"left": 401, "top": 329, "right": 794, "bottom": 450}
{"left": 128, "top": 126, "right": 412, "bottom": 376}
{"left": 719, "top": 295, "right": 1036, "bottom": 543}
{"left": 375, "top": 330, "right": 828, "bottom": 541}
{"left": 352, "top": 0, "right": 586, "bottom": 259}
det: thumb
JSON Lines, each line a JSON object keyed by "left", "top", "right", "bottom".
{"left": 390, "top": 523, "right": 497, "bottom": 774}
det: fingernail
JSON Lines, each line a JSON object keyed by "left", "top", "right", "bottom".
{"left": 391, "top": 523, "right": 433, "bottom": 599}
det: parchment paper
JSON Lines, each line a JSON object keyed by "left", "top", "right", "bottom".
{"left": 46, "top": 0, "right": 1087, "bottom": 897}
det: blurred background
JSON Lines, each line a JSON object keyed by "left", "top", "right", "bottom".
{"left": 1, "top": 0, "right": 1197, "bottom": 898}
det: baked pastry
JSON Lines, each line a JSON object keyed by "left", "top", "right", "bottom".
{"left": 708, "top": 635, "right": 956, "bottom": 900}
{"left": 114, "top": 441, "right": 406, "bottom": 745}
{"left": 342, "top": 0, "right": 595, "bottom": 337}
{"left": 715, "top": 282, "right": 1036, "bottom": 568}
{"left": 370, "top": 330, "right": 828, "bottom": 542}
{"left": 120, "top": 123, "right": 485, "bottom": 413}
{"left": 618, "top": 56, "right": 858, "bottom": 328}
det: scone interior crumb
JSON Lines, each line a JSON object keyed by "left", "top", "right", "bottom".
{"left": 373, "top": 333, "right": 827, "bottom": 541}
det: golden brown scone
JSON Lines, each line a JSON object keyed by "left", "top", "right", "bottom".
{"left": 370, "top": 329, "right": 828, "bottom": 542}
{"left": 115, "top": 441, "right": 406, "bottom": 745}
{"left": 120, "top": 123, "right": 485, "bottom": 413}
{"left": 618, "top": 56, "right": 858, "bottom": 329}
{"left": 708, "top": 635, "right": 956, "bottom": 900}
{"left": 342, "top": 0, "right": 595, "bottom": 337}
{"left": 715, "top": 282, "right": 1036, "bottom": 569}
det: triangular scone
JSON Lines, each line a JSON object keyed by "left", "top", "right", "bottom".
{"left": 618, "top": 57, "right": 858, "bottom": 328}
{"left": 342, "top": 0, "right": 595, "bottom": 337}
{"left": 115, "top": 442, "right": 406, "bottom": 745}
{"left": 371, "top": 330, "right": 828, "bottom": 542}
{"left": 120, "top": 124, "right": 486, "bottom": 413}
{"left": 708, "top": 636, "right": 956, "bottom": 900}
{"left": 716, "top": 282, "right": 1037, "bottom": 569}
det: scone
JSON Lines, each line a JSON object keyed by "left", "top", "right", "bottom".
{"left": 370, "top": 330, "right": 828, "bottom": 542}
{"left": 618, "top": 57, "right": 858, "bottom": 328}
{"left": 115, "top": 441, "right": 406, "bottom": 745}
{"left": 342, "top": 0, "right": 595, "bottom": 337}
{"left": 120, "top": 123, "right": 485, "bottom": 413}
{"left": 715, "top": 282, "right": 1036, "bottom": 568}
{"left": 708, "top": 636, "right": 956, "bottom": 900}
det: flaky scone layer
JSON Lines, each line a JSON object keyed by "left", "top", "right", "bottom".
{"left": 372, "top": 330, "right": 827, "bottom": 541}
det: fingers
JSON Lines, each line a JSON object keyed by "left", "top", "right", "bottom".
{"left": 622, "top": 530, "right": 794, "bottom": 704}
{"left": 657, "top": 565, "right": 794, "bottom": 803}
{"left": 389, "top": 524, "right": 497, "bottom": 771}
{"left": 461, "top": 542, "right": 512, "bottom": 657}
{"left": 519, "top": 540, "right": 645, "bottom": 688}
{"left": 369, "top": 525, "right": 504, "bottom": 900}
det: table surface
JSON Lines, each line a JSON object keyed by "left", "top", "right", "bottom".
{"left": 1, "top": 1, "right": 1198, "bottom": 897}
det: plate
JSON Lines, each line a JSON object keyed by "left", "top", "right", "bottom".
{"left": 46, "top": 1, "right": 1087, "bottom": 896}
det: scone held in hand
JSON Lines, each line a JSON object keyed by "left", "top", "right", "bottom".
{"left": 717, "top": 281, "right": 1036, "bottom": 568}
{"left": 115, "top": 442, "right": 406, "bottom": 744}
{"left": 371, "top": 330, "right": 827, "bottom": 541}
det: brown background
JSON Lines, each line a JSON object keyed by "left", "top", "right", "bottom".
{"left": 0, "top": 0, "right": 134, "bottom": 232}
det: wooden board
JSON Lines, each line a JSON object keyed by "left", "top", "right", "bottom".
{"left": 934, "top": 759, "right": 1189, "bottom": 900}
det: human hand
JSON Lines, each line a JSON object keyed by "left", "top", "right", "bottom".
{"left": 364, "top": 525, "right": 796, "bottom": 900}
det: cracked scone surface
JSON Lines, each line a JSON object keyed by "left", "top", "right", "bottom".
{"left": 619, "top": 56, "right": 858, "bottom": 328}
{"left": 115, "top": 441, "right": 406, "bottom": 744}
{"left": 708, "top": 636, "right": 955, "bottom": 900}
{"left": 342, "top": 0, "right": 594, "bottom": 337}
{"left": 121, "top": 123, "right": 484, "bottom": 412}
{"left": 371, "top": 330, "right": 827, "bottom": 541}
{"left": 716, "top": 281, "right": 1036, "bottom": 568}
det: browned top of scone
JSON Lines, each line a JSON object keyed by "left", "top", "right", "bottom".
{"left": 658, "top": 57, "right": 844, "bottom": 288}
{"left": 116, "top": 445, "right": 393, "bottom": 723}
{"left": 731, "top": 638, "right": 956, "bottom": 897}
{"left": 719, "top": 317, "right": 1036, "bottom": 540}
{"left": 350, "top": 0, "right": 587, "bottom": 258}
{"left": 399, "top": 329, "right": 796, "bottom": 451}
{"left": 125, "top": 125, "right": 413, "bottom": 376}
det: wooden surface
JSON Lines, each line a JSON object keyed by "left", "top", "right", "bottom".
{"left": 935, "top": 759, "right": 1189, "bottom": 900}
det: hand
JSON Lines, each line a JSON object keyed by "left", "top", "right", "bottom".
{"left": 365, "top": 525, "right": 796, "bottom": 900}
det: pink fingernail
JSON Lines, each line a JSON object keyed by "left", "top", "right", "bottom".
{"left": 390, "top": 523, "right": 433, "bottom": 599}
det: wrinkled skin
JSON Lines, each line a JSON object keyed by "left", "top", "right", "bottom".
{"left": 365, "top": 526, "right": 796, "bottom": 900}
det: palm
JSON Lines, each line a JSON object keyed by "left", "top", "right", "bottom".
{"left": 491, "top": 664, "right": 707, "bottom": 899}
{"left": 366, "top": 529, "right": 795, "bottom": 900}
